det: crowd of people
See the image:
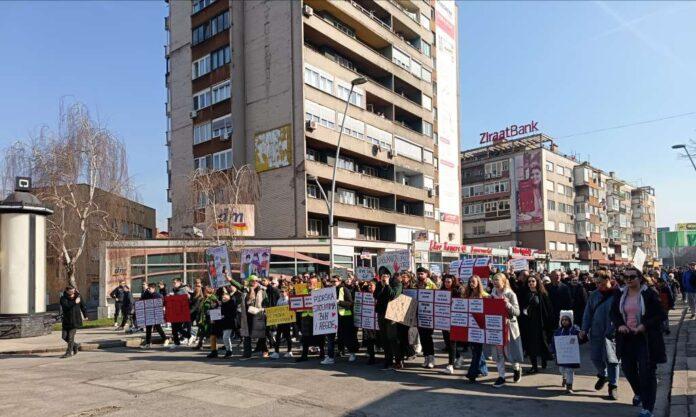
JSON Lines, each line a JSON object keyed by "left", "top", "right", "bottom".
{"left": 59, "top": 262, "right": 696, "bottom": 417}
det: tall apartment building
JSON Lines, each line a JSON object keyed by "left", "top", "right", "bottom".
{"left": 631, "top": 186, "right": 657, "bottom": 260}
{"left": 606, "top": 173, "right": 634, "bottom": 262}
{"left": 572, "top": 163, "right": 608, "bottom": 264}
{"left": 165, "top": 1, "right": 461, "bottom": 267}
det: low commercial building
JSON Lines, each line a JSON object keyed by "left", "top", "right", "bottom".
{"left": 658, "top": 225, "right": 695, "bottom": 267}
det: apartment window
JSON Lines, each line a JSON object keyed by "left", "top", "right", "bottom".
{"left": 192, "top": 55, "right": 211, "bottom": 79}
{"left": 547, "top": 199, "right": 556, "bottom": 211}
{"left": 421, "top": 41, "right": 431, "bottom": 57}
{"left": 463, "top": 203, "right": 483, "bottom": 216}
{"left": 567, "top": 223, "right": 575, "bottom": 233}
{"left": 483, "top": 180, "right": 509, "bottom": 195}
{"left": 546, "top": 161, "right": 554, "bottom": 171}
{"left": 192, "top": 0, "right": 215, "bottom": 14}
{"left": 212, "top": 149, "right": 232, "bottom": 171}
{"left": 366, "top": 124, "right": 393, "bottom": 151}
{"left": 546, "top": 220, "right": 556, "bottom": 231}
{"left": 305, "top": 100, "right": 336, "bottom": 129}
{"left": 194, "top": 156, "right": 209, "bottom": 171}
{"left": 395, "top": 137, "right": 422, "bottom": 161}
{"left": 211, "top": 80, "right": 231, "bottom": 104}
{"left": 545, "top": 179, "right": 554, "bottom": 192}
{"left": 463, "top": 184, "right": 484, "bottom": 198}
{"left": 210, "top": 46, "right": 231, "bottom": 70}
{"left": 211, "top": 114, "right": 232, "bottom": 138}
{"left": 193, "top": 88, "right": 211, "bottom": 110}
{"left": 473, "top": 225, "right": 485, "bottom": 236}
{"left": 304, "top": 65, "right": 334, "bottom": 94}
{"left": 363, "top": 195, "right": 379, "bottom": 209}
{"left": 392, "top": 47, "right": 411, "bottom": 69}
{"left": 308, "top": 218, "right": 323, "bottom": 236}
{"left": 307, "top": 183, "right": 319, "bottom": 199}
{"left": 337, "top": 84, "right": 364, "bottom": 107}
{"left": 558, "top": 222, "right": 566, "bottom": 233}
{"left": 420, "top": 13, "right": 430, "bottom": 29}
{"left": 424, "top": 203, "right": 435, "bottom": 218}
{"left": 566, "top": 186, "right": 573, "bottom": 197}
{"left": 422, "top": 94, "right": 432, "bottom": 111}
{"left": 337, "top": 188, "right": 355, "bottom": 205}
{"left": 568, "top": 243, "right": 575, "bottom": 252}
{"left": 210, "top": 11, "right": 230, "bottom": 37}
{"left": 363, "top": 225, "right": 380, "bottom": 241}
{"left": 306, "top": 148, "right": 317, "bottom": 161}
{"left": 337, "top": 156, "right": 355, "bottom": 172}
{"left": 485, "top": 160, "right": 508, "bottom": 178}
{"left": 556, "top": 165, "right": 564, "bottom": 175}
{"left": 557, "top": 242, "right": 567, "bottom": 252}
{"left": 410, "top": 59, "right": 422, "bottom": 79}
{"left": 556, "top": 183, "right": 565, "bottom": 194}
{"left": 361, "top": 165, "right": 378, "bottom": 177}
{"left": 422, "top": 121, "right": 433, "bottom": 137}
{"left": 423, "top": 149, "right": 434, "bottom": 164}
{"left": 421, "top": 68, "right": 432, "bottom": 83}
{"left": 549, "top": 241, "right": 557, "bottom": 251}
{"left": 193, "top": 122, "right": 212, "bottom": 144}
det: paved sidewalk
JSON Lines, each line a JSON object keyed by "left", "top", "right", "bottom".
{"left": 669, "top": 307, "right": 696, "bottom": 417}
{"left": 0, "top": 327, "right": 145, "bottom": 354}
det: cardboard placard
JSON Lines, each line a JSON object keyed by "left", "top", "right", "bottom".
{"left": 265, "top": 305, "right": 296, "bottom": 326}
{"left": 208, "top": 307, "right": 222, "bottom": 321}
{"left": 450, "top": 298, "right": 508, "bottom": 346}
{"left": 355, "top": 266, "right": 375, "bottom": 281}
{"left": 385, "top": 294, "right": 417, "bottom": 327}
{"left": 554, "top": 335, "right": 581, "bottom": 365}
{"left": 312, "top": 287, "right": 338, "bottom": 335}
{"left": 376, "top": 250, "right": 410, "bottom": 275}
{"left": 164, "top": 294, "right": 190, "bottom": 324}
{"left": 135, "top": 298, "right": 164, "bottom": 327}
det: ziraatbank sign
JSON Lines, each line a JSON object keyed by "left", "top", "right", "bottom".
{"left": 480, "top": 121, "right": 539, "bottom": 144}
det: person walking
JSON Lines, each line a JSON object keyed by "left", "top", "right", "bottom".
{"left": 682, "top": 262, "right": 696, "bottom": 319}
{"left": 140, "top": 283, "right": 170, "bottom": 349}
{"left": 241, "top": 276, "right": 269, "bottom": 358}
{"left": 441, "top": 274, "right": 462, "bottom": 374}
{"left": 168, "top": 278, "right": 192, "bottom": 349}
{"left": 109, "top": 281, "right": 126, "bottom": 328}
{"left": 569, "top": 273, "right": 588, "bottom": 328}
{"left": 116, "top": 285, "right": 134, "bottom": 331}
{"left": 464, "top": 275, "right": 489, "bottom": 383}
{"left": 59, "top": 286, "right": 87, "bottom": 358}
{"left": 489, "top": 273, "right": 524, "bottom": 388}
{"left": 581, "top": 268, "right": 621, "bottom": 400}
{"left": 198, "top": 286, "right": 220, "bottom": 357}
{"left": 270, "top": 286, "right": 293, "bottom": 359}
{"left": 375, "top": 271, "right": 403, "bottom": 370}
{"left": 519, "top": 274, "right": 554, "bottom": 374}
{"left": 552, "top": 311, "right": 582, "bottom": 394}
{"left": 611, "top": 267, "right": 667, "bottom": 417}
{"left": 547, "top": 270, "right": 573, "bottom": 334}
{"left": 415, "top": 267, "right": 438, "bottom": 369}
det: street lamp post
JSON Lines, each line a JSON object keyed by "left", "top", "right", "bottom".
{"left": 327, "top": 76, "right": 367, "bottom": 272}
{"left": 671, "top": 144, "right": 696, "bottom": 172}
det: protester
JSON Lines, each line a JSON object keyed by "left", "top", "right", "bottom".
{"left": 330, "top": 275, "right": 358, "bottom": 363}
{"left": 519, "top": 274, "right": 554, "bottom": 374}
{"left": 547, "top": 270, "right": 573, "bottom": 334}
{"left": 464, "top": 275, "right": 489, "bottom": 383}
{"left": 168, "top": 278, "right": 191, "bottom": 349}
{"left": 109, "top": 281, "right": 126, "bottom": 327}
{"left": 415, "top": 267, "right": 438, "bottom": 369}
{"left": 241, "top": 276, "right": 269, "bottom": 358}
{"left": 611, "top": 267, "right": 667, "bottom": 417}
{"left": 441, "top": 274, "right": 462, "bottom": 374}
{"left": 569, "top": 273, "right": 588, "bottom": 328}
{"left": 188, "top": 279, "right": 204, "bottom": 347}
{"left": 656, "top": 278, "right": 675, "bottom": 335}
{"left": 682, "top": 262, "right": 696, "bottom": 319}
{"left": 199, "top": 286, "right": 221, "bottom": 358}
{"left": 158, "top": 281, "right": 167, "bottom": 298}
{"left": 116, "top": 285, "right": 134, "bottom": 331}
{"left": 581, "top": 268, "right": 620, "bottom": 400}
{"left": 59, "top": 286, "right": 87, "bottom": 358}
{"left": 489, "top": 273, "right": 524, "bottom": 388}
{"left": 551, "top": 311, "right": 581, "bottom": 394}
{"left": 375, "top": 271, "right": 403, "bottom": 370}
{"left": 271, "top": 286, "right": 293, "bottom": 359}
{"left": 297, "top": 276, "right": 326, "bottom": 362}
{"left": 219, "top": 288, "right": 238, "bottom": 358}
{"left": 361, "top": 280, "right": 380, "bottom": 365}
{"left": 140, "top": 283, "right": 170, "bottom": 349}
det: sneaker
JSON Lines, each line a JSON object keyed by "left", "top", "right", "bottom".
{"left": 181, "top": 338, "right": 189, "bottom": 346}
{"left": 492, "top": 377, "right": 506, "bottom": 388}
{"left": 270, "top": 352, "right": 280, "bottom": 359}
{"left": 284, "top": 352, "right": 294, "bottom": 359}
{"left": 513, "top": 368, "right": 522, "bottom": 383}
{"left": 320, "top": 357, "right": 335, "bottom": 365}
{"left": 115, "top": 327, "right": 124, "bottom": 331}
{"left": 163, "top": 339, "right": 171, "bottom": 347}
{"left": 632, "top": 395, "right": 642, "bottom": 407}
{"left": 206, "top": 350, "right": 218, "bottom": 359}
{"left": 454, "top": 357, "right": 464, "bottom": 369}
{"left": 638, "top": 410, "right": 653, "bottom": 417}
{"left": 595, "top": 375, "right": 608, "bottom": 391}
{"left": 113, "top": 322, "right": 119, "bottom": 328}
{"left": 566, "top": 384, "right": 574, "bottom": 394}
{"left": 442, "top": 365, "right": 454, "bottom": 375}
{"left": 224, "top": 350, "right": 233, "bottom": 358}
{"left": 140, "top": 343, "right": 151, "bottom": 349}
{"left": 608, "top": 384, "right": 618, "bottom": 400}
{"left": 423, "top": 357, "right": 430, "bottom": 368}
{"left": 426, "top": 355, "right": 435, "bottom": 369}
{"left": 348, "top": 353, "right": 357, "bottom": 362}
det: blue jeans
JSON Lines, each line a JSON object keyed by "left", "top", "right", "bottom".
{"left": 466, "top": 343, "right": 488, "bottom": 378}
{"left": 326, "top": 333, "right": 336, "bottom": 359}
{"left": 592, "top": 357, "right": 620, "bottom": 386}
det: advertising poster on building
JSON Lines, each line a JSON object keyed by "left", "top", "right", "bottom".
{"left": 355, "top": 266, "right": 375, "bottom": 281}
{"left": 312, "top": 287, "right": 338, "bottom": 335}
{"left": 135, "top": 298, "right": 164, "bottom": 327}
{"left": 254, "top": 124, "right": 292, "bottom": 172}
{"left": 376, "top": 250, "right": 410, "bottom": 275}
{"left": 450, "top": 298, "right": 508, "bottom": 346}
{"left": 516, "top": 150, "right": 543, "bottom": 225}
{"left": 164, "top": 295, "right": 190, "bottom": 324}
{"left": 240, "top": 247, "right": 271, "bottom": 279}
{"left": 205, "top": 245, "right": 232, "bottom": 288}
{"left": 205, "top": 204, "right": 255, "bottom": 237}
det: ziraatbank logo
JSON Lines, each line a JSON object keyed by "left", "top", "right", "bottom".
{"left": 480, "top": 121, "right": 539, "bottom": 144}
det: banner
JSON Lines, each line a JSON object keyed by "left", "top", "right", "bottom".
{"left": 241, "top": 247, "right": 271, "bottom": 279}
{"left": 355, "top": 266, "right": 375, "bottom": 281}
{"left": 515, "top": 150, "right": 543, "bottom": 226}
{"left": 205, "top": 204, "right": 255, "bottom": 237}
{"left": 554, "top": 335, "right": 581, "bottom": 366}
{"left": 450, "top": 298, "right": 508, "bottom": 346}
{"left": 164, "top": 294, "right": 190, "bottom": 324}
{"left": 376, "top": 250, "right": 410, "bottom": 275}
{"left": 385, "top": 294, "right": 417, "bottom": 327}
{"left": 312, "top": 287, "right": 338, "bottom": 335}
{"left": 416, "top": 290, "right": 451, "bottom": 329}
{"left": 265, "top": 305, "right": 296, "bottom": 326}
{"left": 205, "top": 245, "right": 232, "bottom": 288}
{"left": 135, "top": 298, "right": 164, "bottom": 327}
{"left": 353, "top": 292, "right": 378, "bottom": 330}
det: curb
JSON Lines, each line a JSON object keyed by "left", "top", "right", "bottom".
{"left": 0, "top": 337, "right": 165, "bottom": 355}
{"left": 655, "top": 307, "right": 688, "bottom": 417}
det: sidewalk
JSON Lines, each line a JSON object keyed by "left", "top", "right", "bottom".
{"left": 0, "top": 327, "right": 146, "bottom": 355}
{"left": 669, "top": 306, "right": 696, "bottom": 417}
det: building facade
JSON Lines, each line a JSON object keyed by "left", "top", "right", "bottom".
{"left": 166, "top": 0, "right": 461, "bottom": 268}
{"left": 658, "top": 225, "right": 696, "bottom": 267}
{"left": 631, "top": 186, "right": 658, "bottom": 260}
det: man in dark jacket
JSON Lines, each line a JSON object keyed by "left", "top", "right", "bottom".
{"left": 168, "top": 278, "right": 192, "bottom": 348}
{"left": 140, "top": 283, "right": 170, "bottom": 349}
{"left": 116, "top": 285, "right": 134, "bottom": 330}
{"left": 375, "top": 271, "right": 403, "bottom": 369}
{"left": 547, "top": 270, "right": 573, "bottom": 327}
{"left": 60, "top": 286, "right": 87, "bottom": 358}
{"left": 568, "top": 273, "right": 588, "bottom": 328}
{"left": 110, "top": 281, "right": 126, "bottom": 327}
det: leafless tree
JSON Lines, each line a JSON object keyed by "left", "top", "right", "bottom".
{"left": 1, "top": 102, "right": 134, "bottom": 288}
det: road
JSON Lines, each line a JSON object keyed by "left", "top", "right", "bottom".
{"left": 0, "top": 335, "right": 641, "bottom": 417}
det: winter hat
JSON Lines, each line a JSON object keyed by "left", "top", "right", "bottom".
{"left": 559, "top": 309, "right": 574, "bottom": 327}
{"left": 246, "top": 275, "right": 259, "bottom": 283}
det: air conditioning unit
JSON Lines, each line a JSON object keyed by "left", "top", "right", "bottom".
{"left": 568, "top": 177, "right": 572, "bottom": 183}
{"left": 221, "top": 131, "right": 232, "bottom": 141}
{"left": 303, "top": 4, "right": 314, "bottom": 17}
{"left": 387, "top": 150, "right": 394, "bottom": 159}
{"left": 305, "top": 120, "right": 317, "bottom": 132}
{"left": 190, "top": 110, "right": 198, "bottom": 119}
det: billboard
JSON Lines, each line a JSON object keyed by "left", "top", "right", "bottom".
{"left": 254, "top": 124, "right": 292, "bottom": 172}
{"left": 676, "top": 223, "right": 696, "bottom": 231}
{"left": 205, "top": 204, "right": 255, "bottom": 237}
{"left": 515, "top": 150, "right": 543, "bottom": 225}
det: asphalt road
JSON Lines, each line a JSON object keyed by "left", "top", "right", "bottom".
{"left": 0, "top": 334, "right": 644, "bottom": 417}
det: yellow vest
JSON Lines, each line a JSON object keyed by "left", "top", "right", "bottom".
{"left": 338, "top": 287, "right": 352, "bottom": 316}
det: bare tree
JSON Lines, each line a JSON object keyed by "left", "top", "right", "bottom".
{"left": 1, "top": 102, "right": 134, "bottom": 288}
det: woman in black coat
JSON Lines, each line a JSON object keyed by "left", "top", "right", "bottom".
{"left": 60, "top": 286, "right": 87, "bottom": 358}
{"left": 519, "top": 275, "right": 554, "bottom": 374}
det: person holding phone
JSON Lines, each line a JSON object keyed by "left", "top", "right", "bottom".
{"left": 59, "top": 286, "right": 88, "bottom": 358}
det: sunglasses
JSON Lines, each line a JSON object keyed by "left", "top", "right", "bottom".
{"left": 623, "top": 274, "right": 639, "bottom": 281}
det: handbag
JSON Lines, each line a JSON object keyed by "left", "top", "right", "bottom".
{"left": 604, "top": 337, "right": 619, "bottom": 364}
{"left": 247, "top": 306, "right": 261, "bottom": 315}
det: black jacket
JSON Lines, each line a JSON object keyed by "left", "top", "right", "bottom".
{"left": 60, "top": 293, "right": 87, "bottom": 330}
{"left": 110, "top": 286, "right": 125, "bottom": 303}
{"left": 219, "top": 298, "right": 239, "bottom": 330}
{"left": 519, "top": 289, "right": 554, "bottom": 358}
{"left": 569, "top": 282, "right": 588, "bottom": 327}
{"left": 611, "top": 286, "right": 667, "bottom": 364}
{"left": 375, "top": 277, "right": 402, "bottom": 316}
{"left": 547, "top": 281, "right": 573, "bottom": 319}
{"left": 336, "top": 285, "right": 354, "bottom": 310}
{"left": 121, "top": 291, "right": 134, "bottom": 312}
{"left": 141, "top": 290, "right": 162, "bottom": 300}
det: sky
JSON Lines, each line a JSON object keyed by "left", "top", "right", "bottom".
{"left": 1, "top": 1, "right": 694, "bottom": 230}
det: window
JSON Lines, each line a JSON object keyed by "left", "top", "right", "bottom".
{"left": 463, "top": 184, "right": 484, "bottom": 198}
{"left": 558, "top": 222, "right": 566, "bottom": 233}
{"left": 211, "top": 80, "right": 231, "bottom": 104}
{"left": 192, "top": 11, "right": 229, "bottom": 45}
{"left": 424, "top": 203, "right": 435, "bottom": 218}
{"left": 193, "top": 122, "right": 212, "bottom": 144}
{"left": 366, "top": 124, "right": 392, "bottom": 150}
{"left": 483, "top": 180, "right": 509, "bottom": 195}
{"left": 546, "top": 161, "right": 554, "bottom": 171}
{"left": 545, "top": 180, "right": 554, "bottom": 192}
{"left": 308, "top": 218, "right": 323, "bottom": 236}
{"left": 549, "top": 241, "right": 557, "bottom": 251}
{"left": 420, "top": 13, "right": 430, "bottom": 29}
{"left": 566, "top": 186, "right": 573, "bottom": 197}
{"left": 392, "top": 47, "right": 411, "bottom": 69}
{"left": 337, "top": 84, "right": 364, "bottom": 107}
{"left": 485, "top": 160, "right": 508, "bottom": 178}
{"left": 363, "top": 195, "right": 379, "bottom": 209}
{"left": 304, "top": 99, "right": 336, "bottom": 129}
{"left": 556, "top": 165, "right": 564, "bottom": 175}
{"left": 194, "top": 156, "right": 209, "bottom": 171}
{"left": 363, "top": 225, "right": 380, "bottom": 241}
{"left": 547, "top": 199, "right": 556, "bottom": 211}
{"left": 210, "top": 46, "right": 231, "bottom": 70}
{"left": 568, "top": 243, "right": 575, "bottom": 252}
{"left": 395, "top": 137, "right": 422, "bottom": 161}
{"left": 193, "top": 88, "right": 211, "bottom": 110}
{"left": 192, "top": 55, "right": 210, "bottom": 79}
{"left": 192, "top": 0, "right": 215, "bottom": 14}
{"left": 337, "top": 113, "right": 365, "bottom": 139}
{"left": 422, "top": 121, "right": 433, "bottom": 137}
{"left": 422, "top": 94, "right": 432, "bottom": 111}
{"left": 306, "top": 148, "right": 317, "bottom": 161}
{"left": 473, "top": 225, "right": 485, "bottom": 236}
{"left": 307, "top": 183, "right": 319, "bottom": 199}
{"left": 304, "top": 64, "right": 334, "bottom": 94}
{"left": 337, "top": 156, "right": 355, "bottom": 171}
{"left": 211, "top": 114, "right": 232, "bottom": 138}
{"left": 361, "top": 165, "right": 378, "bottom": 177}
{"left": 421, "top": 41, "right": 431, "bottom": 57}
{"left": 463, "top": 203, "right": 483, "bottom": 216}
{"left": 337, "top": 188, "right": 355, "bottom": 205}
{"left": 423, "top": 176, "right": 434, "bottom": 191}
{"left": 423, "top": 149, "right": 433, "bottom": 164}
{"left": 546, "top": 220, "right": 556, "bottom": 231}
{"left": 556, "top": 183, "right": 565, "bottom": 194}
{"left": 212, "top": 149, "right": 232, "bottom": 171}
{"left": 421, "top": 68, "right": 432, "bottom": 83}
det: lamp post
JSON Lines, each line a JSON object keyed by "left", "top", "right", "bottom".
{"left": 328, "top": 76, "right": 367, "bottom": 272}
{"left": 671, "top": 144, "right": 696, "bottom": 172}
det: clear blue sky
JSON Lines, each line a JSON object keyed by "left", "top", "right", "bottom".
{"left": 1, "top": 1, "right": 694, "bottom": 230}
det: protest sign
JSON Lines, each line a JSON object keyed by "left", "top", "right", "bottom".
{"left": 265, "top": 305, "right": 297, "bottom": 326}
{"left": 294, "top": 283, "right": 309, "bottom": 295}
{"left": 312, "top": 287, "right": 338, "bottom": 335}
{"left": 289, "top": 295, "right": 311, "bottom": 311}
{"left": 509, "top": 258, "right": 529, "bottom": 271}
{"left": 240, "top": 247, "right": 271, "bottom": 279}
{"left": 450, "top": 259, "right": 475, "bottom": 282}
{"left": 376, "top": 250, "right": 410, "bottom": 275}
{"left": 208, "top": 307, "right": 222, "bottom": 321}
{"left": 385, "top": 294, "right": 417, "bottom": 327}
{"left": 450, "top": 298, "right": 508, "bottom": 346}
{"left": 135, "top": 298, "right": 164, "bottom": 327}
{"left": 473, "top": 257, "right": 492, "bottom": 287}
{"left": 632, "top": 247, "right": 646, "bottom": 270}
{"left": 355, "top": 266, "right": 375, "bottom": 281}
{"left": 416, "top": 290, "right": 451, "bottom": 329}
{"left": 354, "top": 292, "right": 379, "bottom": 330}
{"left": 554, "top": 335, "right": 581, "bottom": 365}
{"left": 205, "top": 245, "right": 232, "bottom": 288}
{"left": 164, "top": 294, "right": 190, "bottom": 323}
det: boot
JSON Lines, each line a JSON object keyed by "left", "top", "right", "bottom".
{"left": 608, "top": 384, "right": 618, "bottom": 401}
{"left": 61, "top": 344, "right": 73, "bottom": 359}
{"left": 206, "top": 350, "right": 219, "bottom": 359}
{"left": 72, "top": 343, "right": 80, "bottom": 355}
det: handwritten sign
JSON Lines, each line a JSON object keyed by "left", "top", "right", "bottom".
{"left": 554, "top": 335, "right": 581, "bottom": 365}
{"left": 135, "top": 298, "right": 164, "bottom": 327}
{"left": 385, "top": 294, "right": 417, "bottom": 327}
{"left": 355, "top": 266, "right": 375, "bottom": 281}
{"left": 312, "top": 287, "right": 338, "bottom": 335}
{"left": 265, "top": 305, "right": 296, "bottom": 326}
{"left": 450, "top": 298, "right": 508, "bottom": 347}
{"left": 208, "top": 307, "right": 222, "bottom": 321}
{"left": 376, "top": 250, "right": 410, "bottom": 275}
